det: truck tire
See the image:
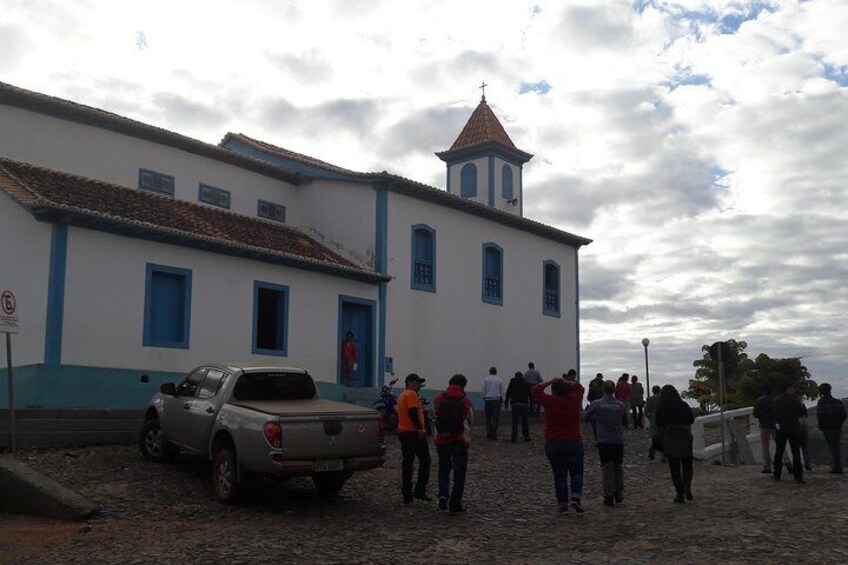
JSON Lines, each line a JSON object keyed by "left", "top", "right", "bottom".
{"left": 212, "top": 446, "right": 242, "bottom": 504}
{"left": 313, "top": 472, "right": 347, "bottom": 495}
{"left": 139, "top": 418, "right": 180, "bottom": 463}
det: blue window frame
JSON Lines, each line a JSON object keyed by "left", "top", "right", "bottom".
{"left": 482, "top": 243, "right": 503, "bottom": 305}
{"left": 198, "top": 183, "right": 231, "bottom": 209}
{"left": 253, "top": 281, "right": 289, "bottom": 356}
{"left": 411, "top": 224, "right": 436, "bottom": 292}
{"left": 138, "top": 168, "right": 175, "bottom": 197}
{"left": 502, "top": 164, "right": 514, "bottom": 200}
{"left": 460, "top": 163, "right": 477, "bottom": 197}
{"left": 543, "top": 260, "right": 561, "bottom": 317}
{"left": 143, "top": 264, "right": 192, "bottom": 348}
{"left": 258, "top": 199, "right": 286, "bottom": 223}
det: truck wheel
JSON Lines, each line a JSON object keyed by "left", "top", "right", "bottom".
{"left": 213, "top": 446, "right": 242, "bottom": 503}
{"left": 139, "top": 419, "right": 179, "bottom": 463}
{"left": 313, "top": 473, "right": 347, "bottom": 495}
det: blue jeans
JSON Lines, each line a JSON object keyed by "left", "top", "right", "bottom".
{"left": 822, "top": 428, "right": 843, "bottom": 472}
{"left": 544, "top": 440, "right": 584, "bottom": 505}
{"left": 437, "top": 442, "right": 468, "bottom": 510}
{"left": 484, "top": 399, "right": 501, "bottom": 439}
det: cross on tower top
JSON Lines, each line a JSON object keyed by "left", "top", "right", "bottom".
{"left": 479, "top": 81, "right": 488, "bottom": 102}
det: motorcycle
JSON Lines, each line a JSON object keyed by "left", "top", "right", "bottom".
{"left": 373, "top": 378, "right": 399, "bottom": 432}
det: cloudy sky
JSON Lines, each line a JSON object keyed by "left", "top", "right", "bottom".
{"left": 3, "top": 0, "right": 846, "bottom": 397}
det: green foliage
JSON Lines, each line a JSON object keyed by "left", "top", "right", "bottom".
{"left": 685, "top": 340, "right": 817, "bottom": 412}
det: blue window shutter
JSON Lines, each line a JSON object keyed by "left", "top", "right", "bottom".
{"left": 543, "top": 260, "right": 561, "bottom": 317}
{"left": 460, "top": 163, "right": 477, "bottom": 197}
{"left": 482, "top": 243, "right": 503, "bottom": 305}
{"left": 502, "top": 165, "right": 513, "bottom": 200}
{"left": 411, "top": 225, "right": 436, "bottom": 292}
{"left": 144, "top": 264, "right": 191, "bottom": 348}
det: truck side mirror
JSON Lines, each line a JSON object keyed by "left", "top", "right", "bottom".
{"left": 160, "top": 383, "right": 176, "bottom": 395}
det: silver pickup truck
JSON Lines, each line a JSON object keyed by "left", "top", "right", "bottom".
{"left": 139, "top": 363, "right": 386, "bottom": 502}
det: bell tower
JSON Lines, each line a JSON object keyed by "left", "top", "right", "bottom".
{"left": 436, "top": 90, "right": 533, "bottom": 216}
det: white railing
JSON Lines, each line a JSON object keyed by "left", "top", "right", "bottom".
{"left": 692, "top": 406, "right": 762, "bottom": 463}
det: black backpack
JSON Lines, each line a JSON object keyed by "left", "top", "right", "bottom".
{"left": 436, "top": 395, "right": 465, "bottom": 437}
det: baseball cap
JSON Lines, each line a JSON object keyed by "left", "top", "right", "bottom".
{"left": 405, "top": 373, "right": 425, "bottom": 385}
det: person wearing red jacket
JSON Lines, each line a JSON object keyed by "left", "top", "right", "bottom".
{"left": 614, "top": 374, "right": 632, "bottom": 428}
{"left": 434, "top": 374, "right": 474, "bottom": 514}
{"left": 532, "top": 377, "right": 586, "bottom": 513}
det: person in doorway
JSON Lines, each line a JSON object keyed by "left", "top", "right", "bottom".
{"left": 644, "top": 385, "right": 663, "bottom": 460}
{"left": 816, "top": 383, "right": 846, "bottom": 474}
{"left": 630, "top": 375, "right": 645, "bottom": 429}
{"left": 434, "top": 374, "right": 474, "bottom": 514}
{"left": 655, "top": 385, "right": 695, "bottom": 503}
{"left": 396, "top": 373, "right": 432, "bottom": 504}
{"left": 584, "top": 380, "right": 628, "bottom": 506}
{"left": 340, "top": 331, "right": 358, "bottom": 387}
{"left": 532, "top": 377, "right": 586, "bottom": 514}
{"left": 772, "top": 382, "right": 806, "bottom": 484}
{"left": 524, "top": 363, "right": 543, "bottom": 417}
{"left": 615, "top": 374, "right": 632, "bottom": 428}
{"left": 505, "top": 371, "right": 532, "bottom": 442}
{"left": 753, "top": 386, "right": 777, "bottom": 474}
{"left": 482, "top": 367, "right": 504, "bottom": 440}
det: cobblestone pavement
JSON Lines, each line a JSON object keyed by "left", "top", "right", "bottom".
{"left": 2, "top": 420, "right": 847, "bottom": 564}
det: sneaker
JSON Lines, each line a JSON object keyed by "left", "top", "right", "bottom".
{"left": 438, "top": 497, "right": 448, "bottom": 510}
{"left": 557, "top": 506, "right": 568, "bottom": 514}
{"left": 603, "top": 496, "right": 614, "bottom": 507}
{"left": 772, "top": 474, "right": 781, "bottom": 481}
{"left": 414, "top": 493, "right": 433, "bottom": 502}
{"left": 685, "top": 490, "right": 693, "bottom": 501}
{"left": 673, "top": 495, "right": 685, "bottom": 504}
{"left": 613, "top": 492, "right": 624, "bottom": 504}
{"left": 570, "top": 499, "right": 585, "bottom": 514}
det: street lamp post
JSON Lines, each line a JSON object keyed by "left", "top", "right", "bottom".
{"left": 641, "top": 338, "right": 650, "bottom": 394}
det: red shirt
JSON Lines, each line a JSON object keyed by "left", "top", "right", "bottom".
{"left": 532, "top": 382, "right": 584, "bottom": 442}
{"left": 434, "top": 385, "right": 473, "bottom": 447}
{"left": 341, "top": 341, "right": 358, "bottom": 362}
{"left": 615, "top": 381, "right": 632, "bottom": 404}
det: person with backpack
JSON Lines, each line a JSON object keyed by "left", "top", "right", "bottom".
{"left": 817, "top": 383, "right": 846, "bottom": 474}
{"left": 505, "top": 371, "right": 532, "bottom": 442}
{"left": 434, "top": 374, "right": 474, "bottom": 514}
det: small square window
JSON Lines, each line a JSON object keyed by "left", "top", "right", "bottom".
{"left": 258, "top": 200, "right": 286, "bottom": 223}
{"left": 198, "top": 183, "right": 231, "bottom": 209}
{"left": 138, "top": 168, "right": 175, "bottom": 196}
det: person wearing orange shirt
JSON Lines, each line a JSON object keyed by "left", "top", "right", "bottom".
{"left": 396, "top": 373, "right": 432, "bottom": 504}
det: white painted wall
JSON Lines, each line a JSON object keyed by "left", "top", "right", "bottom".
{"left": 492, "top": 159, "right": 521, "bottom": 216}
{"left": 298, "top": 179, "right": 376, "bottom": 268}
{"left": 60, "top": 227, "right": 379, "bottom": 383}
{"left": 0, "top": 192, "right": 51, "bottom": 365}
{"left": 447, "top": 156, "right": 489, "bottom": 206}
{"left": 0, "top": 106, "right": 301, "bottom": 225}
{"left": 384, "top": 191, "right": 578, "bottom": 392}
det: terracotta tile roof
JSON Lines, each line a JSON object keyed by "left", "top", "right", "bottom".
{"left": 448, "top": 98, "right": 517, "bottom": 151}
{"left": 221, "top": 133, "right": 365, "bottom": 177}
{"left": 0, "top": 158, "right": 387, "bottom": 283}
{"left": 0, "top": 81, "right": 303, "bottom": 186}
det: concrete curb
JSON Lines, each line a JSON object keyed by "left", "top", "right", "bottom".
{"left": 0, "top": 457, "right": 100, "bottom": 520}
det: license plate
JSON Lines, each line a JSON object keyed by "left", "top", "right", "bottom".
{"left": 315, "top": 460, "right": 344, "bottom": 472}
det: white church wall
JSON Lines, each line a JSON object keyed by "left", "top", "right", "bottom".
{"left": 0, "top": 105, "right": 301, "bottom": 225}
{"left": 491, "top": 159, "right": 521, "bottom": 216}
{"left": 384, "top": 191, "right": 578, "bottom": 392}
{"left": 0, "top": 192, "right": 51, "bottom": 365}
{"left": 447, "top": 156, "right": 490, "bottom": 206}
{"left": 60, "top": 226, "right": 378, "bottom": 382}
{"left": 298, "top": 179, "right": 376, "bottom": 269}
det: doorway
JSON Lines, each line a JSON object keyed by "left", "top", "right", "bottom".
{"left": 338, "top": 296, "right": 375, "bottom": 388}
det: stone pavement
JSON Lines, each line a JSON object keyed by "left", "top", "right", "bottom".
{"left": 1, "top": 420, "right": 846, "bottom": 564}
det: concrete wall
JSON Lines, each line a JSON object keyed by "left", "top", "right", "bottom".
{"left": 383, "top": 191, "right": 577, "bottom": 392}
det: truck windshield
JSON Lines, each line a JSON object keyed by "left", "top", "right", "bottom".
{"left": 232, "top": 371, "right": 317, "bottom": 401}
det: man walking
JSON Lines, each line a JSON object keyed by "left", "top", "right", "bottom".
{"left": 817, "top": 383, "right": 846, "bottom": 474}
{"left": 524, "top": 362, "right": 543, "bottom": 416}
{"left": 772, "top": 382, "right": 806, "bottom": 484}
{"left": 584, "top": 380, "right": 628, "bottom": 506}
{"left": 434, "top": 374, "right": 473, "bottom": 514}
{"left": 396, "top": 373, "right": 431, "bottom": 503}
{"left": 753, "top": 386, "right": 777, "bottom": 474}
{"left": 482, "top": 367, "right": 504, "bottom": 440}
{"left": 505, "top": 371, "right": 532, "bottom": 442}
{"left": 630, "top": 375, "right": 645, "bottom": 429}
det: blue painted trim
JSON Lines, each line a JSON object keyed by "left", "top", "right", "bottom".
{"left": 44, "top": 224, "right": 67, "bottom": 364}
{"left": 488, "top": 156, "right": 495, "bottom": 207}
{"left": 138, "top": 168, "right": 175, "bottom": 197}
{"left": 446, "top": 166, "right": 451, "bottom": 193}
{"left": 460, "top": 163, "right": 477, "bottom": 198}
{"left": 519, "top": 165, "right": 524, "bottom": 217}
{"left": 338, "top": 294, "right": 378, "bottom": 387}
{"left": 252, "top": 280, "right": 290, "bottom": 356}
{"left": 481, "top": 242, "right": 503, "bottom": 306}
{"left": 410, "top": 224, "right": 436, "bottom": 293}
{"left": 375, "top": 187, "right": 388, "bottom": 388}
{"left": 543, "top": 260, "right": 561, "bottom": 318}
{"left": 198, "top": 183, "right": 231, "bottom": 209}
{"left": 143, "top": 263, "right": 192, "bottom": 349}
{"left": 222, "top": 138, "right": 357, "bottom": 182}
{"left": 257, "top": 199, "right": 286, "bottom": 223}
{"left": 574, "top": 251, "right": 581, "bottom": 382}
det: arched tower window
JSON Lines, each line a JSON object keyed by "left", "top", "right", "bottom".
{"left": 460, "top": 163, "right": 477, "bottom": 197}
{"left": 502, "top": 164, "right": 514, "bottom": 200}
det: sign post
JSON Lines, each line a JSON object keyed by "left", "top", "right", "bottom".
{"left": 1, "top": 289, "right": 19, "bottom": 453}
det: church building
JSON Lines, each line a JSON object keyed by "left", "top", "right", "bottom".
{"left": 0, "top": 82, "right": 590, "bottom": 409}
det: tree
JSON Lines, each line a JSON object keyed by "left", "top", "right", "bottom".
{"left": 685, "top": 340, "right": 817, "bottom": 412}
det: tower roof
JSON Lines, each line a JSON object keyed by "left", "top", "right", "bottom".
{"left": 436, "top": 98, "right": 533, "bottom": 163}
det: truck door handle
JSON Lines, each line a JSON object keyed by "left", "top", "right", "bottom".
{"left": 205, "top": 407, "right": 214, "bottom": 414}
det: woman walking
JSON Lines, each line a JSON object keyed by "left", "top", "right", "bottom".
{"left": 655, "top": 384, "right": 695, "bottom": 503}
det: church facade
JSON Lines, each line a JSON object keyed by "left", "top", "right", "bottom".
{"left": 0, "top": 82, "right": 590, "bottom": 409}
